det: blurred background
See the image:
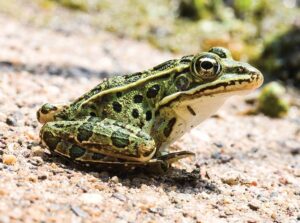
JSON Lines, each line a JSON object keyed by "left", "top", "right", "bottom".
{"left": 1, "top": 0, "right": 299, "bottom": 87}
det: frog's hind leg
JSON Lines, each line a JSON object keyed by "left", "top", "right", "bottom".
{"left": 40, "top": 117, "right": 156, "bottom": 163}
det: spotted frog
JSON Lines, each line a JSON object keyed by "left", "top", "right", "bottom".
{"left": 37, "top": 47, "right": 263, "bottom": 171}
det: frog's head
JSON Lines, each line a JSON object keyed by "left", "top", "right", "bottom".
{"left": 189, "top": 47, "right": 264, "bottom": 93}
{"left": 161, "top": 47, "right": 263, "bottom": 107}
{"left": 158, "top": 47, "right": 263, "bottom": 138}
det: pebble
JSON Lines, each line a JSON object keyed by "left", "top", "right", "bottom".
{"left": 29, "top": 157, "right": 44, "bottom": 166}
{"left": 70, "top": 205, "right": 88, "bottom": 218}
{"left": 2, "top": 154, "right": 17, "bottom": 165}
{"left": 211, "top": 152, "right": 233, "bottom": 164}
{"left": 37, "top": 174, "right": 47, "bottom": 180}
{"left": 248, "top": 202, "right": 260, "bottom": 211}
{"left": 30, "top": 146, "right": 44, "bottom": 157}
{"left": 27, "top": 175, "right": 38, "bottom": 183}
{"left": 79, "top": 193, "right": 104, "bottom": 204}
{"left": 290, "top": 148, "right": 300, "bottom": 155}
{"left": 5, "top": 117, "right": 18, "bottom": 126}
{"left": 221, "top": 171, "right": 257, "bottom": 187}
{"left": 221, "top": 175, "right": 240, "bottom": 186}
{"left": 112, "top": 193, "right": 127, "bottom": 202}
{"left": 0, "top": 188, "right": 7, "bottom": 196}
{"left": 110, "top": 176, "right": 119, "bottom": 184}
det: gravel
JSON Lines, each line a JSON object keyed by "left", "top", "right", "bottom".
{"left": 0, "top": 14, "right": 299, "bottom": 223}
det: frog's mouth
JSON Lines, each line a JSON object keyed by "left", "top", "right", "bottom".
{"left": 159, "top": 71, "right": 263, "bottom": 108}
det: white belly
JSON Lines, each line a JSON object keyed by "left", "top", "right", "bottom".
{"left": 159, "top": 91, "right": 246, "bottom": 150}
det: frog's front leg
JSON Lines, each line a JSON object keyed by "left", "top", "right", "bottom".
{"left": 40, "top": 117, "right": 156, "bottom": 162}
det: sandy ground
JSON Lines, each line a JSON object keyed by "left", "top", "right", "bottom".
{"left": 0, "top": 15, "right": 300, "bottom": 223}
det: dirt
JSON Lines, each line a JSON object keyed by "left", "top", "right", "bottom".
{"left": 0, "top": 14, "right": 300, "bottom": 223}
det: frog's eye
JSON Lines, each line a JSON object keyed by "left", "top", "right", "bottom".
{"left": 192, "top": 56, "right": 221, "bottom": 80}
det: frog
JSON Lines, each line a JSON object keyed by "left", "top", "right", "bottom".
{"left": 37, "top": 47, "right": 263, "bottom": 172}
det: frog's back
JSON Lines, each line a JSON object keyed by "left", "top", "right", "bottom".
{"left": 57, "top": 58, "right": 187, "bottom": 131}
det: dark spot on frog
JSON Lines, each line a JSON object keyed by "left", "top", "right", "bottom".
{"left": 146, "top": 84, "right": 160, "bottom": 98}
{"left": 133, "top": 94, "right": 143, "bottom": 103}
{"left": 69, "top": 145, "right": 86, "bottom": 159}
{"left": 138, "top": 121, "right": 145, "bottom": 128}
{"left": 180, "top": 55, "right": 193, "bottom": 64}
{"left": 131, "top": 109, "right": 139, "bottom": 118}
{"left": 112, "top": 101, "right": 122, "bottom": 113}
{"left": 187, "top": 105, "right": 196, "bottom": 116}
{"left": 90, "top": 86, "right": 102, "bottom": 96}
{"left": 77, "top": 122, "right": 94, "bottom": 142}
{"left": 124, "top": 72, "right": 143, "bottom": 83}
{"left": 53, "top": 123, "right": 65, "bottom": 128}
{"left": 102, "top": 110, "right": 108, "bottom": 117}
{"left": 146, "top": 111, "right": 152, "bottom": 121}
{"left": 153, "top": 59, "right": 177, "bottom": 71}
{"left": 91, "top": 152, "right": 106, "bottom": 160}
{"left": 89, "top": 112, "right": 96, "bottom": 117}
{"left": 164, "top": 117, "right": 176, "bottom": 137}
{"left": 111, "top": 130, "right": 130, "bottom": 148}
{"left": 116, "top": 92, "right": 122, "bottom": 98}
{"left": 42, "top": 131, "right": 60, "bottom": 151}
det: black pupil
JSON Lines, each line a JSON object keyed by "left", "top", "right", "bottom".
{"left": 201, "top": 60, "right": 213, "bottom": 70}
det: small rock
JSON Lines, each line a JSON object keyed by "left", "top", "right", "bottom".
{"left": 248, "top": 202, "right": 260, "bottom": 211}
{"left": 2, "top": 154, "right": 17, "bottom": 165}
{"left": 0, "top": 188, "right": 7, "bottom": 196}
{"left": 110, "top": 176, "right": 119, "bottom": 184}
{"left": 290, "top": 148, "right": 300, "bottom": 155}
{"left": 29, "top": 157, "right": 44, "bottom": 166}
{"left": 28, "top": 175, "right": 38, "bottom": 183}
{"left": 25, "top": 130, "right": 36, "bottom": 140}
{"left": 79, "top": 193, "right": 103, "bottom": 204}
{"left": 70, "top": 205, "right": 88, "bottom": 218}
{"left": 221, "top": 171, "right": 257, "bottom": 186}
{"left": 37, "top": 174, "right": 47, "bottom": 180}
{"left": 112, "top": 193, "right": 127, "bottom": 202}
{"left": 31, "top": 146, "right": 44, "bottom": 157}
{"left": 211, "top": 152, "right": 233, "bottom": 164}
{"left": 5, "top": 116, "right": 18, "bottom": 126}
{"left": 148, "top": 207, "right": 165, "bottom": 216}
{"left": 213, "top": 142, "right": 224, "bottom": 148}
{"left": 278, "top": 177, "right": 289, "bottom": 185}
{"left": 221, "top": 175, "right": 240, "bottom": 186}
{"left": 292, "top": 169, "right": 300, "bottom": 177}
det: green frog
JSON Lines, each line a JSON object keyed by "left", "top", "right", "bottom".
{"left": 37, "top": 47, "right": 263, "bottom": 171}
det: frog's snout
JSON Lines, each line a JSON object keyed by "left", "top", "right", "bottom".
{"left": 37, "top": 103, "right": 59, "bottom": 124}
{"left": 249, "top": 66, "right": 264, "bottom": 89}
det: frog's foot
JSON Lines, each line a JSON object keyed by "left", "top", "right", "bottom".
{"left": 40, "top": 117, "right": 156, "bottom": 163}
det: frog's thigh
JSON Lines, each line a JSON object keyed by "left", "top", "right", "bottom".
{"left": 40, "top": 118, "right": 156, "bottom": 162}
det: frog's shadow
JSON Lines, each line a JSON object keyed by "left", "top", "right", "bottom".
{"left": 44, "top": 153, "right": 219, "bottom": 194}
